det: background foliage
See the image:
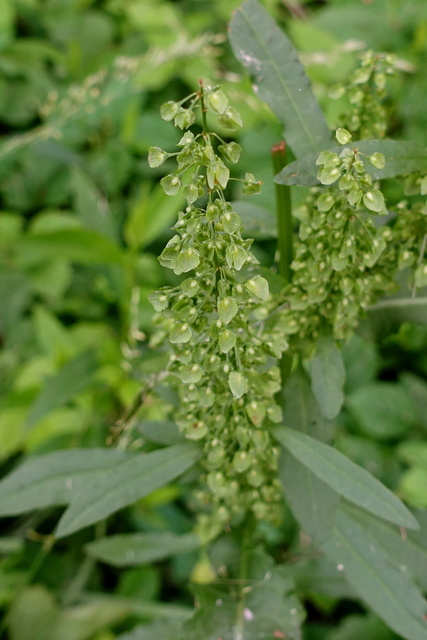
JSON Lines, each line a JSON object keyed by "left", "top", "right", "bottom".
{"left": 1, "top": 0, "right": 427, "bottom": 639}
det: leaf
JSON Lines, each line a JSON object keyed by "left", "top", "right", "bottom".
{"left": 282, "top": 368, "right": 334, "bottom": 442}
{"left": 16, "top": 228, "right": 124, "bottom": 266}
{"left": 275, "top": 427, "right": 419, "bottom": 529}
{"left": 276, "top": 140, "right": 427, "bottom": 186}
{"left": 56, "top": 443, "right": 200, "bottom": 538}
{"left": 320, "top": 509, "right": 427, "bottom": 640}
{"left": 116, "top": 620, "right": 178, "bottom": 640}
{"left": 86, "top": 532, "right": 200, "bottom": 567}
{"left": 347, "top": 382, "right": 417, "bottom": 440}
{"left": 8, "top": 586, "right": 59, "bottom": 640}
{"left": 280, "top": 448, "right": 339, "bottom": 540}
{"left": 343, "top": 503, "right": 427, "bottom": 592}
{"left": 135, "top": 421, "right": 185, "bottom": 446}
{"left": 124, "top": 184, "right": 185, "bottom": 251}
{"left": 229, "top": 0, "right": 331, "bottom": 159}
{"left": 329, "top": 613, "right": 404, "bottom": 640}
{"left": 310, "top": 336, "right": 345, "bottom": 420}
{"left": 182, "top": 551, "right": 304, "bottom": 640}
{"left": 230, "top": 200, "right": 277, "bottom": 239}
{"left": 0, "top": 449, "right": 134, "bottom": 516}
{"left": 71, "top": 167, "right": 118, "bottom": 241}
{"left": 51, "top": 600, "right": 130, "bottom": 640}
{"left": 25, "top": 351, "right": 98, "bottom": 429}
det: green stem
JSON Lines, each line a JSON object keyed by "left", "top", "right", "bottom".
{"left": 272, "top": 141, "right": 294, "bottom": 388}
{"left": 272, "top": 141, "right": 293, "bottom": 282}
{"left": 198, "top": 78, "right": 209, "bottom": 135}
{"left": 235, "top": 518, "right": 254, "bottom": 637}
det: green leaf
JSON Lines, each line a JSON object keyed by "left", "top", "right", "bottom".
{"left": 279, "top": 449, "right": 339, "bottom": 540}
{"left": 320, "top": 509, "right": 427, "bottom": 640}
{"left": 182, "top": 551, "right": 304, "bottom": 640}
{"left": 346, "top": 382, "right": 417, "bottom": 440}
{"left": 135, "top": 421, "right": 184, "bottom": 446}
{"left": 276, "top": 140, "right": 427, "bottom": 186}
{"left": 282, "top": 369, "right": 334, "bottom": 442}
{"left": 8, "top": 586, "right": 59, "bottom": 640}
{"left": 86, "top": 532, "right": 200, "bottom": 567}
{"left": 56, "top": 443, "right": 200, "bottom": 538}
{"left": 25, "top": 351, "right": 98, "bottom": 429}
{"left": 0, "top": 449, "right": 134, "bottom": 516}
{"left": 310, "top": 336, "right": 345, "bottom": 420}
{"left": 275, "top": 427, "right": 419, "bottom": 529}
{"left": 343, "top": 504, "right": 427, "bottom": 592}
{"left": 124, "top": 184, "right": 185, "bottom": 251}
{"left": 71, "top": 167, "right": 117, "bottom": 241}
{"left": 16, "top": 229, "right": 124, "bottom": 265}
{"left": 229, "top": 0, "right": 331, "bottom": 159}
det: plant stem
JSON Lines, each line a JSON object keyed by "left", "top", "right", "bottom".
{"left": 272, "top": 141, "right": 293, "bottom": 283}
{"left": 272, "top": 141, "right": 294, "bottom": 388}
{"left": 198, "top": 78, "right": 209, "bottom": 135}
{"left": 235, "top": 518, "right": 254, "bottom": 639}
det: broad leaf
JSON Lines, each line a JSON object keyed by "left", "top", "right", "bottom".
{"left": 343, "top": 503, "right": 427, "bottom": 591}
{"left": 275, "top": 427, "right": 419, "bottom": 529}
{"left": 86, "top": 532, "right": 200, "bottom": 567}
{"left": 280, "top": 448, "right": 339, "bottom": 540}
{"left": 229, "top": 0, "right": 331, "bottom": 159}
{"left": 320, "top": 509, "right": 427, "bottom": 640}
{"left": 309, "top": 336, "right": 345, "bottom": 420}
{"left": 0, "top": 449, "right": 134, "bottom": 516}
{"left": 347, "top": 382, "right": 417, "bottom": 440}
{"left": 181, "top": 551, "right": 304, "bottom": 640}
{"left": 276, "top": 140, "right": 427, "bottom": 186}
{"left": 116, "top": 620, "right": 178, "bottom": 640}
{"left": 282, "top": 368, "right": 334, "bottom": 442}
{"left": 56, "top": 443, "right": 200, "bottom": 538}
{"left": 25, "top": 351, "right": 98, "bottom": 429}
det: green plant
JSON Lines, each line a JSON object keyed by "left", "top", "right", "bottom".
{"left": 1, "top": 1, "right": 427, "bottom": 640}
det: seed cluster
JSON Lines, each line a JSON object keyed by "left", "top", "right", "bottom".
{"left": 149, "top": 83, "right": 287, "bottom": 542}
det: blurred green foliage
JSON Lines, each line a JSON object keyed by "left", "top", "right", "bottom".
{"left": 1, "top": 1, "right": 427, "bottom": 639}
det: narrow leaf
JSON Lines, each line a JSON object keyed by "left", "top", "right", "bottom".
{"left": 86, "top": 532, "right": 200, "bottom": 567}
{"left": 25, "top": 351, "right": 98, "bottom": 429}
{"left": 280, "top": 449, "right": 339, "bottom": 540}
{"left": 275, "top": 427, "right": 419, "bottom": 529}
{"left": 56, "top": 443, "right": 200, "bottom": 538}
{"left": 0, "top": 449, "right": 134, "bottom": 516}
{"left": 229, "top": 0, "right": 331, "bottom": 159}
{"left": 320, "top": 509, "right": 427, "bottom": 640}
{"left": 276, "top": 140, "right": 427, "bottom": 187}
{"left": 310, "top": 336, "right": 345, "bottom": 420}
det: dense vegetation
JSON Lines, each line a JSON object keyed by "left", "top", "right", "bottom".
{"left": 1, "top": 1, "right": 427, "bottom": 639}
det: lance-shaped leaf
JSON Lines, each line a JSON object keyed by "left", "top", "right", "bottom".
{"left": 275, "top": 427, "right": 419, "bottom": 530}
{"left": 56, "top": 443, "right": 200, "bottom": 538}
{"left": 342, "top": 504, "right": 427, "bottom": 592}
{"left": 280, "top": 449, "right": 339, "bottom": 541}
{"left": 25, "top": 350, "right": 98, "bottom": 429}
{"left": 86, "top": 532, "right": 200, "bottom": 567}
{"left": 320, "top": 509, "right": 427, "bottom": 640}
{"left": 0, "top": 449, "right": 134, "bottom": 516}
{"left": 276, "top": 139, "right": 427, "bottom": 186}
{"left": 229, "top": 0, "right": 331, "bottom": 159}
{"left": 309, "top": 336, "right": 346, "bottom": 420}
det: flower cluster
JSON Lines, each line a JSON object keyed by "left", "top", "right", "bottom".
{"left": 275, "top": 129, "right": 395, "bottom": 344}
{"left": 148, "top": 83, "right": 287, "bottom": 542}
{"left": 334, "top": 50, "right": 398, "bottom": 139}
